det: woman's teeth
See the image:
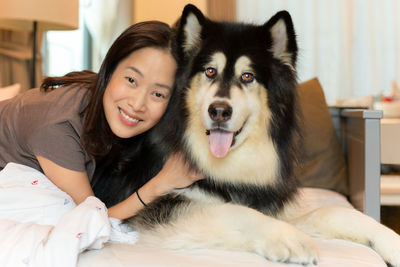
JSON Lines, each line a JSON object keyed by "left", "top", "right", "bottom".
{"left": 120, "top": 109, "right": 139, "bottom": 123}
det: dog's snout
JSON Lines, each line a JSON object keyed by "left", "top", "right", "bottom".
{"left": 208, "top": 101, "right": 232, "bottom": 122}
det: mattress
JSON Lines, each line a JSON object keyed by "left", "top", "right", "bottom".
{"left": 78, "top": 188, "right": 386, "bottom": 267}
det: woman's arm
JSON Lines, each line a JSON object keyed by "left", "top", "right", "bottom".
{"left": 107, "top": 153, "right": 204, "bottom": 220}
{"left": 37, "top": 155, "right": 150, "bottom": 219}
{"left": 106, "top": 175, "right": 163, "bottom": 220}
{"left": 38, "top": 153, "right": 203, "bottom": 220}
{"left": 36, "top": 155, "right": 94, "bottom": 204}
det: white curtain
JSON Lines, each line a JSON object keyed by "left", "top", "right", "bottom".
{"left": 83, "top": 0, "right": 132, "bottom": 72}
{"left": 43, "top": 0, "right": 131, "bottom": 77}
{"left": 236, "top": 0, "right": 400, "bottom": 104}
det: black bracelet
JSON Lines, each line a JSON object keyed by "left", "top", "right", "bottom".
{"left": 136, "top": 189, "right": 147, "bottom": 207}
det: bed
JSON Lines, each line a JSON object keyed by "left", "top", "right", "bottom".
{"left": 78, "top": 78, "right": 385, "bottom": 266}
{"left": 77, "top": 188, "right": 386, "bottom": 267}
{"left": 0, "top": 78, "right": 386, "bottom": 266}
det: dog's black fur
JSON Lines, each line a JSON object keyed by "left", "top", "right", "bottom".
{"left": 90, "top": 6, "right": 400, "bottom": 266}
{"left": 92, "top": 4, "right": 300, "bottom": 218}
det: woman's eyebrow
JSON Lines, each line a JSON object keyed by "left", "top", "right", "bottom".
{"left": 156, "top": 83, "right": 172, "bottom": 91}
{"left": 127, "top": 66, "right": 143, "bottom": 77}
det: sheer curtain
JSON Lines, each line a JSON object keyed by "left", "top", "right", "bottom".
{"left": 43, "top": 0, "right": 131, "bottom": 78}
{"left": 83, "top": 0, "right": 131, "bottom": 72}
{"left": 236, "top": 0, "right": 400, "bottom": 104}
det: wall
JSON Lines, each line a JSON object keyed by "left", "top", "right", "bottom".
{"left": 131, "top": 0, "right": 236, "bottom": 25}
{"left": 132, "top": 0, "right": 207, "bottom": 26}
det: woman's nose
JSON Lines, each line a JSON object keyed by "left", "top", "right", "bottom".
{"left": 128, "top": 90, "right": 147, "bottom": 112}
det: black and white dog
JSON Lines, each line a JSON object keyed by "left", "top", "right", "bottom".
{"left": 94, "top": 4, "right": 400, "bottom": 266}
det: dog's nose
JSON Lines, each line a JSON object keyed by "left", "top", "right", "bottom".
{"left": 208, "top": 101, "right": 232, "bottom": 122}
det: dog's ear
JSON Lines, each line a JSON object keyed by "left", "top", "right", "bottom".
{"left": 176, "top": 4, "right": 206, "bottom": 58}
{"left": 264, "top": 11, "right": 298, "bottom": 67}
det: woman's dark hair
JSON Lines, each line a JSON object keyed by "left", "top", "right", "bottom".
{"left": 41, "top": 21, "right": 178, "bottom": 158}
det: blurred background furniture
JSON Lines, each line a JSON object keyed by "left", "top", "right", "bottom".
{"left": 380, "top": 119, "right": 400, "bottom": 205}
{"left": 0, "top": 0, "right": 79, "bottom": 90}
{"left": 330, "top": 107, "right": 382, "bottom": 221}
{"left": 297, "top": 78, "right": 382, "bottom": 222}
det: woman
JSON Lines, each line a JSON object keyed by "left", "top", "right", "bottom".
{"left": 0, "top": 21, "right": 202, "bottom": 220}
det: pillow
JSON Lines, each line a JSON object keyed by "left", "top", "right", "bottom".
{"left": 296, "top": 78, "right": 348, "bottom": 195}
{"left": 0, "top": 83, "right": 21, "bottom": 101}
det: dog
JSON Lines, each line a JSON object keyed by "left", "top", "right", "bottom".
{"left": 93, "top": 4, "right": 400, "bottom": 266}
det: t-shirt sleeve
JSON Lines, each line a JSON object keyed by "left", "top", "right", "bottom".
{"left": 28, "top": 122, "right": 87, "bottom": 172}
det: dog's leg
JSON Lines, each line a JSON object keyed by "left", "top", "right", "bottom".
{"left": 136, "top": 202, "right": 318, "bottom": 265}
{"left": 288, "top": 206, "right": 400, "bottom": 266}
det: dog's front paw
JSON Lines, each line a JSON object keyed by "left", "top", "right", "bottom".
{"left": 256, "top": 222, "right": 318, "bottom": 266}
{"left": 372, "top": 227, "right": 400, "bottom": 267}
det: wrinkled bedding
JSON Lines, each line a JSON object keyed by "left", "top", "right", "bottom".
{"left": 0, "top": 163, "right": 386, "bottom": 267}
{"left": 0, "top": 163, "right": 111, "bottom": 267}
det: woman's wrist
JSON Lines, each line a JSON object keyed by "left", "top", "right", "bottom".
{"left": 108, "top": 181, "right": 159, "bottom": 219}
{"left": 135, "top": 189, "right": 147, "bottom": 207}
{"left": 107, "top": 173, "right": 173, "bottom": 220}
{"left": 137, "top": 174, "right": 169, "bottom": 204}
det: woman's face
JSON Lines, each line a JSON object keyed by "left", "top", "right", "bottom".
{"left": 103, "top": 47, "right": 177, "bottom": 138}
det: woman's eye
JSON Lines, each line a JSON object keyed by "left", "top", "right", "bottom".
{"left": 126, "top": 77, "right": 136, "bottom": 85}
{"left": 241, "top": 72, "right": 254, "bottom": 83}
{"left": 205, "top": 67, "right": 217, "bottom": 79}
{"left": 153, "top": 92, "right": 165, "bottom": 99}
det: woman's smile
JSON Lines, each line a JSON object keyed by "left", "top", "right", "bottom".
{"left": 118, "top": 107, "right": 142, "bottom": 126}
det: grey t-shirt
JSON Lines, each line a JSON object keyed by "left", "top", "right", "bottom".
{"left": 0, "top": 84, "right": 95, "bottom": 180}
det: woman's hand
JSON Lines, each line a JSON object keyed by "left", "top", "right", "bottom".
{"left": 153, "top": 152, "right": 204, "bottom": 194}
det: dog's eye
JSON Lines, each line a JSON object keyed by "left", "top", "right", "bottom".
{"left": 241, "top": 73, "right": 254, "bottom": 83}
{"left": 205, "top": 68, "right": 217, "bottom": 79}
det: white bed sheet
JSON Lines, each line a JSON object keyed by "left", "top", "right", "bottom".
{"left": 78, "top": 188, "right": 386, "bottom": 267}
{"left": 78, "top": 239, "right": 385, "bottom": 267}
{"left": 0, "top": 163, "right": 387, "bottom": 267}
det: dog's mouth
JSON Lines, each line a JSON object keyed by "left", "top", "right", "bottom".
{"left": 205, "top": 127, "right": 243, "bottom": 158}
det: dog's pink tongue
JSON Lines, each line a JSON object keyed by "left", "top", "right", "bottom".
{"left": 209, "top": 130, "right": 234, "bottom": 158}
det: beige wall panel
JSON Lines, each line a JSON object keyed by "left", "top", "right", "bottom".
{"left": 132, "top": 0, "right": 207, "bottom": 26}
{"left": 207, "top": 0, "right": 236, "bottom": 21}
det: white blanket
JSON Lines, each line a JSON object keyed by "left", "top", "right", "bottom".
{"left": 0, "top": 163, "right": 112, "bottom": 267}
{"left": 0, "top": 163, "right": 387, "bottom": 267}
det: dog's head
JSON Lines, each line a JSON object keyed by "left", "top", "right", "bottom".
{"left": 173, "top": 5, "right": 299, "bottom": 185}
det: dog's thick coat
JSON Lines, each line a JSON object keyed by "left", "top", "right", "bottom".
{"left": 93, "top": 5, "right": 400, "bottom": 266}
